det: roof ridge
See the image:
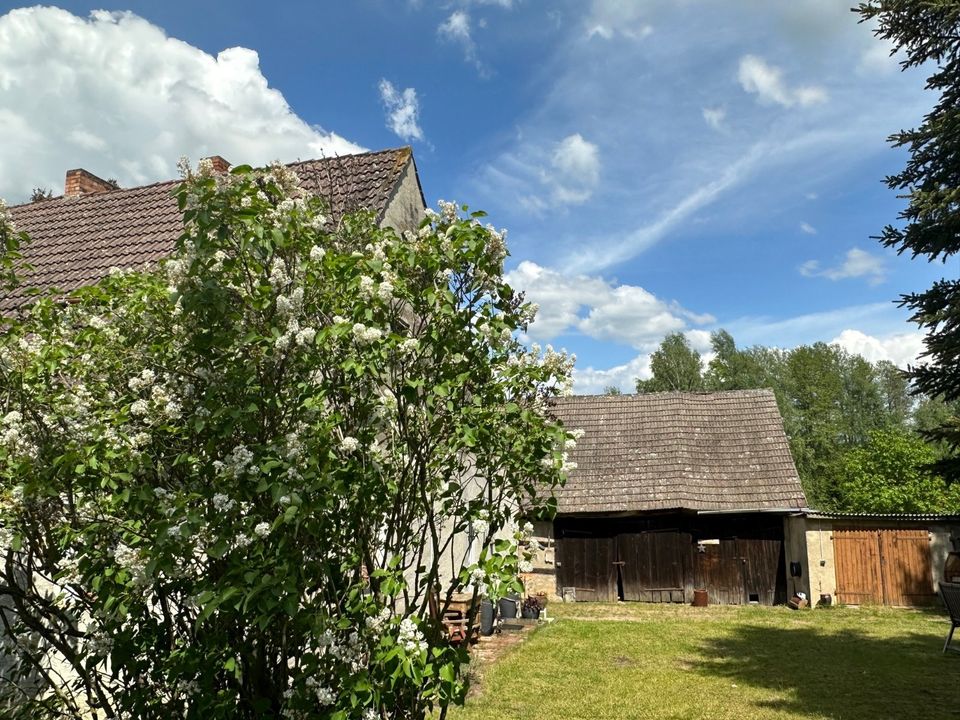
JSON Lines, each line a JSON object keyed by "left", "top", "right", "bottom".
{"left": 9, "top": 147, "right": 414, "bottom": 210}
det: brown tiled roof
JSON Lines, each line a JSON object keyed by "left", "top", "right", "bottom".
{"left": 550, "top": 390, "right": 807, "bottom": 515}
{"left": 2, "top": 147, "right": 415, "bottom": 312}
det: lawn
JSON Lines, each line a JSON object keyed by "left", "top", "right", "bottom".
{"left": 448, "top": 603, "right": 960, "bottom": 720}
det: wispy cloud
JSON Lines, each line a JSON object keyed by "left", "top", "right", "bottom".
{"left": 702, "top": 106, "right": 726, "bottom": 130}
{"left": 584, "top": 0, "right": 653, "bottom": 41}
{"left": 738, "top": 55, "right": 827, "bottom": 108}
{"left": 725, "top": 302, "right": 902, "bottom": 349}
{"left": 480, "top": 132, "right": 602, "bottom": 213}
{"left": 378, "top": 79, "right": 423, "bottom": 142}
{"left": 561, "top": 141, "right": 770, "bottom": 272}
{"left": 438, "top": 10, "right": 486, "bottom": 74}
{"left": 799, "top": 247, "right": 886, "bottom": 284}
{"left": 800, "top": 221, "right": 817, "bottom": 235}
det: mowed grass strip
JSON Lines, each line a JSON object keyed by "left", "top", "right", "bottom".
{"left": 449, "top": 603, "right": 960, "bottom": 720}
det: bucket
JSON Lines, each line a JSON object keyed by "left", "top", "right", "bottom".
{"left": 692, "top": 589, "right": 708, "bottom": 607}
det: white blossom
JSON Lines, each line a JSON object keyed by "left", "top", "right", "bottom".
{"left": 295, "top": 327, "right": 316, "bottom": 346}
{"left": 352, "top": 323, "right": 382, "bottom": 344}
{"left": 254, "top": 522, "right": 271, "bottom": 538}
{"left": 212, "top": 493, "right": 236, "bottom": 512}
{"left": 398, "top": 617, "right": 428, "bottom": 654}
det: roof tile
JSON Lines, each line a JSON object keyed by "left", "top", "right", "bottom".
{"left": 550, "top": 390, "right": 807, "bottom": 514}
{"left": 3, "top": 148, "right": 413, "bottom": 312}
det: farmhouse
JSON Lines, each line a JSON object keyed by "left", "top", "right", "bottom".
{"left": 525, "top": 390, "right": 810, "bottom": 605}
{"left": 1, "top": 147, "right": 425, "bottom": 312}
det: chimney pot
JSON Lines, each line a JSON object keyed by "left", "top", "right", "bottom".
{"left": 64, "top": 169, "right": 114, "bottom": 198}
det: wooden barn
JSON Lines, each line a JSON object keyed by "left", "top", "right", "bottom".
{"left": 525, "top": 390, "right": 809, "bottom": 605}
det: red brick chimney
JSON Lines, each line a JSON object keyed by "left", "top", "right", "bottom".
{"left": 64, "top": 168, "right": 114, "bottom": 198}
{"left": 204, "top": 155, "right": 231, "bottom": 174}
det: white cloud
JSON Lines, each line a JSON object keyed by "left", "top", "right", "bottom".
{"left": 573, "top": 326, "right": 925, "bottom": 395}
{"left": 702, "top": 106, "right": 726, "bottom": 130}
{"left": 378, "top": 79, "right": 423, "bottom": 142}
{"left": 505, "top": 260, "right": 713, "bottom": 349}
{"left": 799, "top": 247, "right": 886, "bottom": 284}
{"left": 800, "top": 221, "right": 817, "bottom": 235}
{"left": 830, "top": 329, "right": 925, "bottom": 369}
{"left": 573, "top": 353, "right": 651, "bottom": 395}
{"left": 548, "top": 133, "right": 600, "bottom": 205}
{"left": 737, "top": 55, "right": 827, "bottom": 108}
{"left": 438, "top": 10, "right": 485, "bottom": 73}
{"left": 0, "top": 7, "right": 362, "bottom": 202}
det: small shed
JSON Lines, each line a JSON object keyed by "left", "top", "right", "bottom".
{"left": 524, "top": 390, "right": 808, "bottom": 605}
{"left": 785, "top": 512, "right": 960, "bottom": 607}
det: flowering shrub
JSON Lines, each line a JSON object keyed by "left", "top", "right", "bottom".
{"left": 0, "top": 161, "right": 575, "bottom": 719}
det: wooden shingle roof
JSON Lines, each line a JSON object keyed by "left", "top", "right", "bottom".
{"left": 550, "top": 390, "right": 807, "bottom": 515}
{"left": 2, "top": 147, "right": 415, "bottom": 312}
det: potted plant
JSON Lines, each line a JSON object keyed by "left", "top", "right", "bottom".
{"left": 520, "top": 595, "right": 544, "bottom": 620}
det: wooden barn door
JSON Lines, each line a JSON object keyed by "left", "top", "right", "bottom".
{"left": 834, "top": 529, "right": 884, "bottom": 604}
{"left": 879, "top": 529, "right": 936, "bottom": 607}
{"left": 617, "top": 532, "right": 692, "bottom": 603}
{"left": 555, "top": 535, "right": 618, "bottom": 601}
{"left": 834, "top": 528, "right": 935, "bottom": 606}
{"left": 695, "top": 538, "right": 784, "bottom": 605}
{"left": 738, "top": 539, "right": 786, "bottom": 605}
{"left": 696, "top": 540, "right": 745, "bottom": 605}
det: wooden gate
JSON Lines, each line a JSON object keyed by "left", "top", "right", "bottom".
{"left": 555, "top": 535, "right": 618, "bottom": 601}
{"left": 618, "top": 532, "right": 691, "bottom": 603}
{"left": 834, "top": 528, "right": 936, "bottom": 607}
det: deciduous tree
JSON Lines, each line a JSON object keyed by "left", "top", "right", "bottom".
{"left": 0, "top": 163, "right": 574, "bottom": 719}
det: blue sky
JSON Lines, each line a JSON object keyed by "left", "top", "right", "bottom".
{"left": 0, "top": 1, "right": 951, "bottom": 392}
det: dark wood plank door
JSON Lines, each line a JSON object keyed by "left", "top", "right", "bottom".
{"left": 555, "top": 535, "right": 618, "bottom": 601}
{"left": 738, "top": 538, "right": 785, "bottom": 605}
{"left": 618, "top": 532, "right": 691, "bottom": 603}
{"left": 695, "top": 540, "right": 745, "bottom": 605}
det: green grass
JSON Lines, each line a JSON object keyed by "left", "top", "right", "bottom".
{"left": 449, "top": 603, "right": 960, "bottom": 720}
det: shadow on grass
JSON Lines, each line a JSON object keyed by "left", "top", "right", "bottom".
{"left": 696, "top": 612, "right": 960, "bottom": 720}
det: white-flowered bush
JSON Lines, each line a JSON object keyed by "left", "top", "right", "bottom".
{"left": 0, "top": 161, "right": 575, "bottom": 719}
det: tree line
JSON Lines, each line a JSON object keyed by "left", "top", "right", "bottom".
{"left": 628, "top": 330, "right": 960, "bottom": 513}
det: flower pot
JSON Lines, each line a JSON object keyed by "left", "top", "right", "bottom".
{"left": 520, "top": 607, "right": 540, "bottom": 620}
{"left": 479, "top": 599, "right": 495, "bottom": 636}
{"left": 498, "top": 593, "right": 520, "bottom": 620}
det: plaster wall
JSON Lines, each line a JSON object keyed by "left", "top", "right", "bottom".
{"left": 380, "top": 159, "right": 425, "bottom": 232}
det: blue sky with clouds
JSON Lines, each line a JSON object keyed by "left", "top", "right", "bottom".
{"left": 0, "top": 1, "right": 951, "bottom": 392}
